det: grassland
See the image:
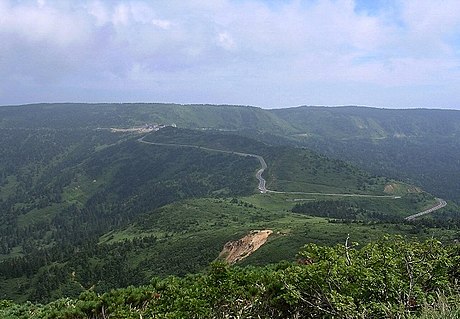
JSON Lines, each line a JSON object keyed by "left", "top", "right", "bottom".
{"left": 100, "top": 193, "right": 457, "bottom": 277}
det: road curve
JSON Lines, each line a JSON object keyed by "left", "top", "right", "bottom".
{"left": 137, "top": 136, "right": 405, "bottom": 199}
{"left": 404, "top": 198, "right": 447, "bottom": 221}
{"left": 139, "top": 136, "right": 446, "bottom": 218}
{"left": 138, "top": 136, "right": 268, "bottom": 193}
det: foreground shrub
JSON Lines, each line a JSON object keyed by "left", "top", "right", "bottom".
{"left": 1, "top": 236, "right": 459, "bottom": 318}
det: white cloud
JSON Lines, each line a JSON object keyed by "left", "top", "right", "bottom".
{"left": 86, "top": 1, "right": 110, "bottom": 26}
{"left": 1, "top": 0, "right": 460, "bottom": 108}
{"left": 217, "top": 32, "right": 236, "bottom": 51}
{"left": 0, "top": 1, "right": 89, "bottom": 47}
{"left": 112, "top": 3, "right": 130, "bottom": 26}
{"left": 151, "top": 19, "right": 172, "bottom": 30}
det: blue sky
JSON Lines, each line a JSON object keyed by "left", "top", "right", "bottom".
{"left": 1, "top": 0, "right": 460, "bottom": 109}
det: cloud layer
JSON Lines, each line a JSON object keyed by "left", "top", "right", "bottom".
{"left": 1, "top": 0, "right": 460, "bottom": 108}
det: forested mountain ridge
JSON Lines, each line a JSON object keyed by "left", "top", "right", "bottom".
{"left": 2, "top": 103, "right": 459, "bottom": 203}
{"left": 2, "top": 103, "right": 459, "bottom": 137}
{"left": 271, "top": 106, "right": 460, "bottom": 139}
{"left": 1, "top": 103, "right": 459, "bottom": 308}
{"left": 0, "top": 103, "right": 294, "bottom": 133}
{"left": 0, "top": 122, "right": 450, "bottom": 302}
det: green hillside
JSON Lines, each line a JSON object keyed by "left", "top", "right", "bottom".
{"left": 1, "top": 104, "right": 460, "bottom": 307}
{"left": 273, "top": 107, "right": 460, "bottom": 203}
{"left": 2, "top": 192, "right": 454, "bottom": 303}
{"left": 270, "top": 106, "right": 460, "bottom": 139}
{"left": 0, "top": 103, "right": 294, "bottom": 134}
{"left": 0, "top": 128, "right": 258, "bottom": 252}
{"left": 2, "top": 237, "right": 460, "bottom": 319}
{"left": 3, "top": 103, "right": 459, "bottom": 202}
{"left": 0, "top": 124, "right": 450, "bottom": 302}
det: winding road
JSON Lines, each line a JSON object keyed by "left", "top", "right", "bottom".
{"left": 138, "top": 136, "right": 268, "bottom": 193}
{"left": 138, "top": 135, "right": 447, "bottom": 217}
{"left": 404, "top": 198, "right": 447, "bottom": 221}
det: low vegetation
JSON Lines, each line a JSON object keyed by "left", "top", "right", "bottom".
{"left": 1, "top": 237, "right": 460, "bottom": 318}
{"left": 1, "top": 103, "right": 460, "bottom": 318}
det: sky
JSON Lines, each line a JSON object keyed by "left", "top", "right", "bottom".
{"left": 1, "top": 0, "right": 460, "bottom": 109}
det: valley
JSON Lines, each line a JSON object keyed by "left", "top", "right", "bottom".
{"left": 3, "top": 1, "right": 460, "bottom": 315}
{"left": 0, "top": 103, "right": 459, "bottom": 318}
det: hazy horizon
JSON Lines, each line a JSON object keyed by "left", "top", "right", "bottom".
{"left": 3, "top": 102, "right": 460, "bottom": 112}
{"left": 1, "top": 0, "right": 460, "bottom": 110}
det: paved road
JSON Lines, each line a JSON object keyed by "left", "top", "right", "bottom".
{"left": 139, "top": 136, "right": 448, "bottom": 218}
{"left": 404, "top": 198, "right": 447, "bottom": 221}
{"left": 267, "top": 190, "right": 400, "bottom": 199}
{"left": 137, "top": 136, "right": 405, "bottom": 199}
{"left": 138, "top": 136, "right": 268, "bottom": 193}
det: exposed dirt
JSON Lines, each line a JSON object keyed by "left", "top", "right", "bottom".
{"left": 384, "top": 184, "right": 395, "bottom": 193}
{"left": 407, "top": 186, "right": 422, "bottom": 193}
{"left": 219, "top": 230, "right": 273, "bottom": 264}
{"left": 384, "top": 183, "right": 421, "bottom": 194}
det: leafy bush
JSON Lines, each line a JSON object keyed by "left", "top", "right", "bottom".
{"left": 1, "top": 237, "right": 459, "bottom": 318}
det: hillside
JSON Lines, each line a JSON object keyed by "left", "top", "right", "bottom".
{"left": 142, "top": 127, "right": 420, "bottom": 199}
{"left": 1, "top": 104, "right": 459, "bottom": 305}
{"left": 0, "top": 128, "right": 260, "bottom": 301}
{"left": 3, "top": 103, "right": 459, "bottom": 138}
{"left": 0, "top": 123, "right": 450, "bottom": 302}
{"left": 0, "top": 103, "right": 294, "bottom": 133}
{"left": 0, "top": 128, "right": 258, "bottom": 253}
{"left": 269, "top": 106, "right": 460, "bottom": 203}
{"left": 2, "top": 103, "right": 459, "bottom": 203}
{"left": 2, "top": 237, "right": 460, "bottom": 318}
{"left": 270, "top": 106, "right": 460, "bottom": 139}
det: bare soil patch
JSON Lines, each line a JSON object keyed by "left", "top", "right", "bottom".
{"left": 219, "top": 230, "right": 273, "bottom": 264}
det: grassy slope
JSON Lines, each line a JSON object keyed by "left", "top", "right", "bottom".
{"left": 102, "top": 195, "right": 457, "bottom": 272}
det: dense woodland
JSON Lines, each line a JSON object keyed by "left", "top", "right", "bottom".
{"left": 1, "top": 103, "right": 460, "bottom": 317}
{"left": 2, "top": 237, "right": 460, "bottom": 318}
{"left": 299, "top": 136, "right": 460, "bottom": 204}
{"left": 0, "top": 127, "right": 263, "bottom": 301}
{"left": 3, "top": 103, "right": 458, "bottom": 202}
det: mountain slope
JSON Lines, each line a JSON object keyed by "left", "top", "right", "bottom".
{"left": 271, "top": 106, "right": 460, "bottom": 202}
{"left": 0, "top": 103, "right": 295, "bottom": 134}
{"left": 270, "top": 106, "right": 460, "bottom": 139}
{"left": 1, "top": 104, "right": 459, "bottom": 303}
{"left": 3, "top": 103, "right": 458, "bottom": 202}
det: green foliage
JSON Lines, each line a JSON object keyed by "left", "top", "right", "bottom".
{"left": 2, "top": 103, "right": 460, "bottom": 203}
{"left": 295, "top": 237, "right": 453, "bottom": 315}
{"left": 292, "top": 195, "right": 440, "bottom": 221}
{"left": 410, "top": 294, "right": 460, "bottom": 319}
{"left": 2, "top": 104, "right": 460, "bottom": 306}
{"left": 1, "top": 237, "right": 460, "bottom": 318}
{"left": 293, "top": 200, "right": 385, "bottom": 220}
{"left": 145, "top": 127, "right": 394, "bottom": 195}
